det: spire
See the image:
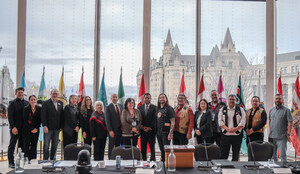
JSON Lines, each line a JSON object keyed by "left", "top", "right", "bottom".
{"left": 164, "top": 29, "right": 173, "bottom": 46}
{"left": 221, "top": 27, "right": 235, "bottom": 49}
{"left": 173, "top": 44, "right": 181, "bottom": 56}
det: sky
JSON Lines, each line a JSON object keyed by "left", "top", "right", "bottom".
{"left": 0, "top": 0, "right": 299, "bottom": 96}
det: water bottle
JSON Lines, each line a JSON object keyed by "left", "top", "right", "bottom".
{"left": 15, "top": 148, "right": 25, "bottom": 173}
{"left": 168, "top": 147, "right": 176, "bottom": 172}
{"left": 116, "top": 155, "right": 121, "bottom": 170}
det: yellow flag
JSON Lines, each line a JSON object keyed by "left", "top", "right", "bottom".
{"left": 58, "top": 67, "right": 67, "bottom": 106}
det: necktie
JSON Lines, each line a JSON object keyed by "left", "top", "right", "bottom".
{"left": 116, "top": 105, "right": 121, "bottom": 127}
{"left": 145, "top": 105, "right": 149, "bottom": 116}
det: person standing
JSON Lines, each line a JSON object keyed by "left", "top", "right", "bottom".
{"left": 23, "top": 95, "right": 41, "bottom": 162}
{"left": 7, "top": 87, "right": 29, "bottom": 168}
{"left": 41, "top": 89, "right": 64, "bottom": 160}
{"left": 121, "top": 98, "right": 142, "bottom": 146}
{"left": 173, "top": 94, "right": 194, "bottom": 145}
{"left": 105, "top": 94, "right": 123, "bottom": 159}
{"left": 208, "top": 90, "right": 226, "bottom": 146}
{"left": 194, "top": 99, "right": 213, "bottom": 144}
{"left": 138, "top": 93, "right": 157, "bottom": 161}
{"left": 90, "top": 101, "right": 107, "bottom": 161}
{"left": 63, "top": 95, "right": 80, "bottom": 147}
{"left": 245, "top": 96, "right": 267, "bottom": 144}
{"left": 269, "top": 94, "right": 293, "bottom": 163}
{"left": 218, "top": 94, "right": 246, "bottom": 161}
{"left": 79, "top": 96, "right": 94, "bottom": 145}
{"left": 156, "top": 93, "right": 175, "bottom": 162}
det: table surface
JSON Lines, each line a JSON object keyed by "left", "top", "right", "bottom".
{"left": 7, "top": 161, "right": 300, "bottom": 174}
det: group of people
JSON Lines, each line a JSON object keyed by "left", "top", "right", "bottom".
{"left": 7, "top": 86, "right": 293, "bottom": 168}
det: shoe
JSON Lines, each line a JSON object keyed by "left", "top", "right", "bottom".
{"left": 9, "top": 163, "right": 15, "bottom": 168}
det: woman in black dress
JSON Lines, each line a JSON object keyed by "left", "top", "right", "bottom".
{"left": 63, "top": 95, "right": 80, "bottom": 147}
{"left": 23, "top": 95, "right": 41, "bottom": 161}
{"left": 194, "top": 99, "right": 213, "bottom": 144}
{"left": 90, "top": 101, "right": 107, "bottom": 160}
{"left": 79, "top": 96, "right": 94, "bottom": 145}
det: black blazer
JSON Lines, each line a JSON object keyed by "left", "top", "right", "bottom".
{"left": 8, "top": 98, "right": 29, "bottom": 130}
{"left": 194, "top": 110, "right": 213, "bottom": 138}
{"left": 41, "top": 99, "right": 64, "bottom": 130}
{"left": 138, "top": 104, "right": 156, "bottom": 133}
{"left": 23, "top": 105, "right": 41, "bottom": 132}
{"left": 63, "top": 104, "right": 80, "bottom": 136}
{"left": 90, "top": 111, "right": 107, "bottom": 139}
{"left": 105, "top": 103, "right": 123, "bottom": 133}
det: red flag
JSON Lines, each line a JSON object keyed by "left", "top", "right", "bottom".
{"left": 137, "top": 74, "right": 146, "bottom": 107}
{"left": 292, "top": 76, "right": 300, "bottom": 110}
{"left": 78, "top": 70, "right": 85, "bottom": 103}
{"left": 179, "top": 72, "right": 186, "bottom": 94}
{"left": 277, "top": 75, "right": 284, "bottom": 105}
{"left": 197, "top": 74, "right": 205, "bottom": 105}
{"left": 291, "top": 74, "right": 300, "bottom": 156}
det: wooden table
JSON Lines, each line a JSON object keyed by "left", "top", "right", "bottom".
{"left": 165, "top": 145, "right": 195, "bottom": 168}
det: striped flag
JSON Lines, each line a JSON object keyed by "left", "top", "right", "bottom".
{"left": 197, "top": 71, "right": 205, "bottom": 105}
{"left": 137, "top": 73, "right": 146, "bottom": 107}
{"left": 118, "top": 67, "right": 125, "bottom": 106}
{"left": 98, "top": 67, "right": 108, "bottom": 107}
{"left": 291, "top": 72, "right": 300, "bottom": 156}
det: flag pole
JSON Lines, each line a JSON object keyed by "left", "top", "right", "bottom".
{"left": 220, "top": 69, "right": 222, "bottom": 76}
{"left": 0, "top": 67, "right": 7, "bottom": 161}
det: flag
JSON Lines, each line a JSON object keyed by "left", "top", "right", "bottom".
{"left": 179, "top": 69, "right": 186, "bottom": 95}
{"left": 78, "top": 67, "right": 86, "bottom": 103}
{"left": 38, "top": 67, "right": 47, "bottom": 142}
{"left": 256, "top": 70, "right": 264, "bottom": 108}
{"left": 291, "top": 73, "right": 300, "bottom": 156}
{"left": 98, "top": 67, "right": 108, "bottom": 107}
{"left": 0, "top": 67, "right": 9, "bottom": 150}
{"left": 197, "top": 72, "right": 205, "bottom": 105}
{"left": 237, "top": 72, "right": 247, "bottom": 155}
{"left": 19, "top": 72, "right": 26, "bottom": 88}
{"left": 118, "top": 67, "right": 125, "bottom": 106}
{"left": 137, "top": 73, "right": 146, "bottom": 107}
{"left": 217, "top": 71, "right": 226, "bottom": 103}
{"left": 277, "top": 74, "right": 285, "bottom": 105}
{"left": 58, "top": 67, "right": 67, "bottom": 106}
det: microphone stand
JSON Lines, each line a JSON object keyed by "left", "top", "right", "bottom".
{"left": 244, "top": 137, "right": 263, "bottom": 170}
{"left": 198, "top": 139, "right": 212, "bottom": 171}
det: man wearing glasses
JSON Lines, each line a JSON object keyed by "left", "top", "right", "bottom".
{"left": 41, "top": 89, "right": 64, "bottom": 160}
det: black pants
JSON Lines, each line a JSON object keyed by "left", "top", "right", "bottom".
{"left": 196, "top": 135, "right": 212, "bottom": 145}
{"left": 140, "top": 130, "right": 156, "bottom": 161}
{"left": 108, "top": 129, "right": 122, "bottom": 159}
{"left": 173, "top": 131, "right": 188, "bottom": 145}
{"left": 23, "top": 130, "right": 39, "bottom": 160}
{"left": 220, "top": 133, "right": 243, "bottom": 161}
{"left": 211, "top": 132, "right": 221, "bottom": 147}
{"left": 83, "top": 131, "right": 92, "bottom": 145}
{"left": 93, "top": 137, "right": 106, "bottom": 160}
{"left": 246, "top": 132, "right": 264, "bottom": 144}
{"left": 8, "top": 130, "right": 23, "bottom": 164}
{"left": 123, "top": 135, "right": 138, "bottom": 147}
{"left": 63, "top": 130, "right": 78, "bottom": 148}
{"left": 157, "top": 133, "right": 170, "bottom": 162}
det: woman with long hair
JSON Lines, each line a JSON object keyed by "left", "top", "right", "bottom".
{"left": 121, "top": 98, "right": 142, "bottom": 146}
{"left": 23, "top": 95, "right": 41, "bottom": 161}
{"left": 194, "top": 99, "right": 213, "bottom": 144}
{"left": 79, "top": 96, "right": 94, "bottom": 145}
{"left": 90, "top": 101, "right": 107, "bottom": 160}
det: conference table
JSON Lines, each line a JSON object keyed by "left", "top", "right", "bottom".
{"left": 7, "top": 161, "right": 300, "bottom": 174}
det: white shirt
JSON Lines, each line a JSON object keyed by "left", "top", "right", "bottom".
{"left": 113, "top": 103, "right": 119, "bottom": 113}
{"left": 51, "top": 98, "right": 58, "bottom": 110}
{"left": 197, "top": 110, "right": 206, "bottom": 129}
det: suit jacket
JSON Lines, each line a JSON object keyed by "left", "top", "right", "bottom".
{"left": 138, "top": 104, "right": 156, "bottom": 133}
{"left": 105, "top": 103, "right": 123, "bottom": 133}
{"left": 41, "top": 99, "right": 64, "bottom": 130}
{"left": 8, "top": 98, "right": 29, "bottom": 130}
{"left": 194, "top": 110, "right": 213, "bottom": 138}
{"left": 23, "top": 105, "right": 41, "bottom": 132}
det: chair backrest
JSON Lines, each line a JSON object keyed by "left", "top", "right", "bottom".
{"left": 194, "top": 144, "right": 221, "bottom": 161}
{"left": 64, "top": 143, "right": 92, "bottom": 160}
{"left": 111, "top": 145, "right": 141, "bottom": 160}
{"left": 248, "top": 141, "right": 273, "bottom": 161}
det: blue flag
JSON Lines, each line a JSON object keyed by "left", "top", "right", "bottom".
{"left": 37, "top": 68, "right": 46, "bottom": 142}
{"left": 19, "top": 72, "right": 26, "bottom": 88}
{"left": 98, "top": 70, "right": 108, "bottom": 107}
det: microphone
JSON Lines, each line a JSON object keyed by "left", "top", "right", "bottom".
{"left": 125, "top": 120, "right": 138, "bottom": 171}
{"left": 244, "top": 137, "right": 263, "bottom": 170}
{"left": 198, "top": 139, "right": 212, "bottom": 171}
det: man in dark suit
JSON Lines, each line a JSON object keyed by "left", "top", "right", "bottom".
{"left": 41, "top": 89, "right": 64, "bottom": 160}
{"left": 7, "top": 87, "right": 29, "bottom": 168}
{"left": 138, "top": 93, "right": 156, "bottom": 161}
{"left": 105, "top": 94, "right": 123, "bottom": 159}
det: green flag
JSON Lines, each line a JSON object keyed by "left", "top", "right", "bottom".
{"left": 19, "top": 72, "right": 26, "bottom": 88}
{"left": 98, "top": 68, "right": 108, "bottom": 107}
{"left": 118, "top": 67, "right": 125, "bottom": 106}
{"left": 38, "top": 67, "right": 46, "bottom": 142}
{"left": 237, "top": 73, "right": 247, "bottom": 155}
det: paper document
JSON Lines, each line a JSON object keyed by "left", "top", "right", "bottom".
{"left": 258, "top": 162, "right": 280, "bottom": 167}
